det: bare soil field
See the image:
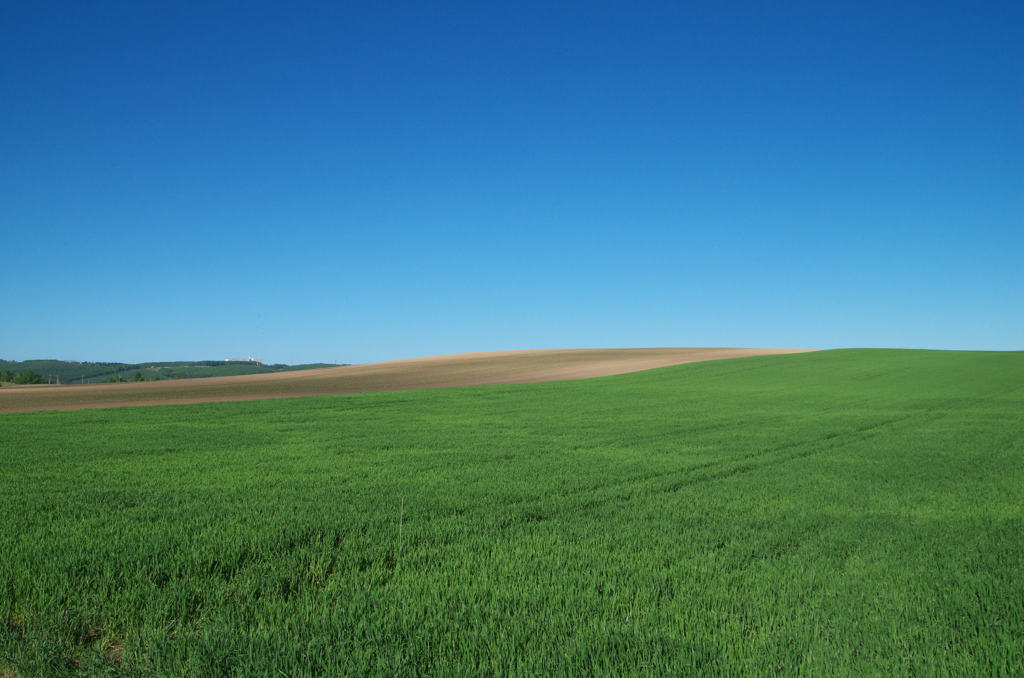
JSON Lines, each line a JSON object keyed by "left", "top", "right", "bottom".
{"left": 0, "top": 348, "right": 813, "bottom": 413}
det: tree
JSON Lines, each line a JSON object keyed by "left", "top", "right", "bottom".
{"left": 134, "top": 372, "right": 144, "bottom": 382}
{"left": 13, "top": 370, "right": 44, "bottom": 385}
{"left": 0, "top": 370, "right": 14, "bottom": 383}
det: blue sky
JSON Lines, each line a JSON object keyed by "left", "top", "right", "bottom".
{"left": 2, "top": 1, "right": 1020, "bottom": 364}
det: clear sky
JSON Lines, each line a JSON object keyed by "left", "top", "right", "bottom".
{"left": 2, "top": 1, "right": 1020, "bottom": 365}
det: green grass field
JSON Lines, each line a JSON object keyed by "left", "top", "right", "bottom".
{"left": 1, "top": 349, "right": 1022, "bottom": 677}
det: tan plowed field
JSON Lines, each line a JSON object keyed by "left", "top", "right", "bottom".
{"left": 0, "top": 348, "right": 814, "bottom": 413}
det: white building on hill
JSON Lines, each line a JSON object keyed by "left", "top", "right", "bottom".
{"left": 226, "top": 357, "right": 266, "bottom": 365}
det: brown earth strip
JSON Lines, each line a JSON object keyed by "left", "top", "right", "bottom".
{"left": 0, "top": 348, "right": 814, "bottom": 413}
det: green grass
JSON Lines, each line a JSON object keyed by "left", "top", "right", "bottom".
{"left": 1, "top": 349, "right": 1022, "bottom": 677}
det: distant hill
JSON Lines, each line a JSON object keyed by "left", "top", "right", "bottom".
{"left": 0, "top": 359, "right": 343, "bottom": 385}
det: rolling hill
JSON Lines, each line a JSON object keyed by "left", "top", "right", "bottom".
{"left": 0, "top": 348, "right": 810, "bottom": 413}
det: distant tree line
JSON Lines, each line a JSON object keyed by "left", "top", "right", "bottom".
{"left": 0, "top": 360, "right": 339, "bottom": 385}
{"left": 0, "top": 369, "right": 165, "bottom": 385}
{"left": 109, "top": 372, "right": 161, "bottom": 383}
{"left": 0, "top": 370, "right": 46, "bottom": 385}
